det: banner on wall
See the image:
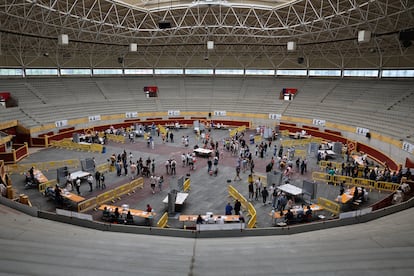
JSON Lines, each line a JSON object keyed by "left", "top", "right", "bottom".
{"left": 269, "top": 113, "right": 281, "bottom": 120}
{"left": 356, "top": 127, "right": 369, "bottom": 136}
{"left": 88, "top": 115, "right": 101, "bottom": 122}
{"left": 312, "top": 119, "right": 325, "bottom": 126}
{"left": 402, "top": 141, "right": 414, "bottom": 154}
{"left": 125, "top": 112, "right": 138, "bottom": 118}
{"left": 55, "top": 120, "right": 68, "bottom": 127}
{"left": 214, "top": 111, "right": 226, "bottom": 116}
{"left": 167, "top": 110, "right": 180, "bottom": 116}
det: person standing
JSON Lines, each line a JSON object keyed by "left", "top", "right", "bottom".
{"left": 234, "top": 199, "right": 241, "bottom": 215}
{"left": 225, "top": 202, "right": 233, "bottom": 215}
{"left": 234, "top": 165, "right": 242, "bottom": 181}
{"left": 247, "top": 174, "right": 254, "bottom": 200}
{"left": 75, "top": 177, "right": 81, "bottom": 195}
{"left": 87, "top": 174, "right": 93, "bottom": 192}
{"left": 254, "top": 178, "right": 262, "bottom": 201}
{"left": 207, "top": 157, "right": 212, "bottom": 173}
{"left": 248, "top": 180, "right": 254, "bottom": 200}
{"left": 150, "top": 176, "right": 156, "bottom": 194}
{"left": 95, "top": 170, "right": 101, "bottom": 189}
{"left": 261, "top": 186, "right": 269, "bottom": 206}
{"left": 151, "top": 159, "right": 155, "bottom": 175}
{"left": 101, "top": 173, "right": 106, "bottom": 189}
{"left": 130, "top": 162, "right": 137, "bottom": 179}
{"left": 171, "top": 159, "right": 177, "bottom": 176}
{"left": 158, "top": 176, "right": 164, "bottom": 192}
{"left": 181, "top": 153, "right": 186, "bottom": 167}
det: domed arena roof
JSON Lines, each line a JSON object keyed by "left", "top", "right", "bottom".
{"left": 0, "top": 0, "right": 413, "bottom": 69}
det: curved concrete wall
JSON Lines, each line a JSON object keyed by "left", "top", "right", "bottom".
{"left": 32, "top": 197, "right": 414, "bottom": 239}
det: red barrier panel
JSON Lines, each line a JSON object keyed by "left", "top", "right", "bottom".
{"left": 325, "top": 129, "right": 342, "bottom": 136}
{"left": 357, "top": 142, "right": 398, "bottom": 171}
{"left": 302, "top": 125, "right": 319, "bottom": 131}
{"left": 280, "top": 122, "right": 297, "bottom": 127}
{"left": 59, "top": 127, "right": 75, "bottom": 133}
{"left": 405, "top": 158, "right": 414, "bottom": 169}
{"left": 39, "top": 131, "right": 54, "bottom": 137}
{"left": 279, "top": 123, "right": 397, "bottom": 170}
{"left": 124, "top": 119, "right": 141, "bottom": 122}
{"left": 31, "top": 137, "right": 47, "bottom": 147}
{"left": 14, "top": 144, "right": 28, "bottom": 161}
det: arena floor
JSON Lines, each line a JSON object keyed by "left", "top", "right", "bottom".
{"left": 11, "top": 127, "right": 388, "bottom": 228}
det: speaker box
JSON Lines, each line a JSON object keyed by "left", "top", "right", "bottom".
{"left": 366, "top": 132, "right": 371, "bottom": 139}
{"left": 158, "top": 21, "right": 171, "bottom": 29}
{"left": 58, "top": 34, "right": 69, "bottom": 45}
{"left": 72, "top": 133, "right": 80, "bottom": 143}
{"left": 287, "top": 41, "right": 296, "bottom": 51}
{"left": 399, "top": 30, "right": 414, "bottom": 41}
{"left": 129, "top": 43, "right": 137, "bottom": 52}
{"left": 208, "top": 112, "right": 211, "bottom": 118}
{"left": 117, "top": 57, "right": 124, "bottom": 64}
{"left": 297, "top": 57, "right": 304, "bottom": 64}
{"left": 358, "top": 30, "right": 371, "bottom": 43}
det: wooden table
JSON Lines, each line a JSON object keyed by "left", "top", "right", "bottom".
{"left": 335, "top": 187, "right": 356, "bottom": 204}
{"left": 193, "top": 148, "right": 213, "bottom": 157}
{"left": 99, "top": 204, "right": 156, "bottom": 219}
{"left": 61, "top": 190, "right": 86, "bottom": 203}
{"left": 352, "top": 155, "right": 366, "bottom": 166}
{"left": 179, "top": 214, "right": 240, "bottom": 223}
{"left": 27, "top": 169, "right": 48, "bottom": 183}
{"left": 270, "top": 204, "right": 324, "bottom": 219}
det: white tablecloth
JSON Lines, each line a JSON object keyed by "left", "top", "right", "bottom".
{"left": 278, "top": 184, "right": 303, "bottom": 196}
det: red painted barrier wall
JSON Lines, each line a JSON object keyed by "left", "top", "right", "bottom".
{"left": 279, "top": 123, "right": 398, "bottom": 170}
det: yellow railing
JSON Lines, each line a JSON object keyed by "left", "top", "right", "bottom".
{"left": 157, "top": 212, "right": 169, "bottom": 228}
{"left": 76, "top": 177, "right": 145, "bottom": 213}
{"left": 77, "top": 197, "right": 98, "bottom": 213}
{"left": 295, "top": 149, "right": 307, "bottom": 158}
{"left": 129, "top": 177, "right": 144, "bottom": 191}
{"left": 318, "top": 161, "right": 343, "bottom": 170}
{"left": 6, "top": 159, "right": 80, "bottom": 174}
{"left": 229, "top": 125, "right": 247, "bottom": 137}
{"left": 376, "top": 181, "right": 401, "bottom": 193}
{"left": 280, "top": 130, "right": 289, "bottom": 137}
{"left": 331, "top": 175, "right": 353, "bottom": 186}
{"left": 106, "top": 134, "right": 125, "bottom": 143}
{"left": 312, "top": 172, "right": 332, "bottom": 183}
{"left": 113, "top": 182, "right": 132, "bottom": 200}
{"left": 96, "top": 163, "right": 110, "bottom": 174}
{"left": 228, "top": 185, "right": 256, "bottom": 228}
{"left": 183, "top": 178, "right": 191, "bottom": 192}
{"left": 247, "top": 202, "right": 257, "bottom": 228}
{"left": 317, "top": 197, "right": 341, "bottom": 216}
{"left": 50, "top": 139, "right": 103, "bottom": 153}
{"left": 38, "top": 179, "right": 58, "bottom": 194}
{"left": 352, "top": 177, "right": 376, "bottom": 191}
{"left": 313, "top": 172, "right": 400, "bottom": 193}
{"left": 96, "top": 189, "right": 116, "bottom": 206}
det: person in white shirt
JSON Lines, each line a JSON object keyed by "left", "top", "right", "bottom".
{"left": 87, "top": 174, "right": 94, "bottom": 192}
{"left": 75, "top": 177, "right": 81, "bottom": 195}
